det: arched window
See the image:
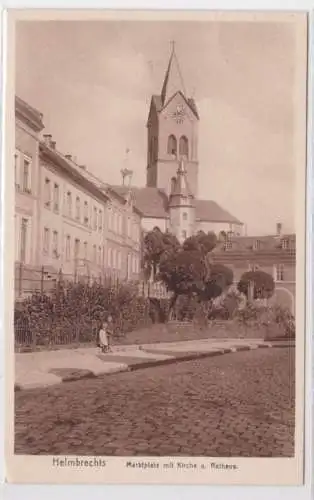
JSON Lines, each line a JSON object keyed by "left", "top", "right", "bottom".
{"left": 167, "top": 135, "right": 177, "bottom": 156}
{"left": 179, "top": 136, "right": 189, "bottom": 158}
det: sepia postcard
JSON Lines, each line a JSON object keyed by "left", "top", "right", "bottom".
{"left": 3, "top": 9, "right": 308, "bottom": 485}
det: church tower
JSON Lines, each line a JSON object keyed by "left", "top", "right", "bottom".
{"left": 169, "top": 158, "right": 196, "bottom": 244}
{"left": 146, "top": 44, "right": 199, "bottom": 197}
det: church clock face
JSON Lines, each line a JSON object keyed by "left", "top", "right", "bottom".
{"left": 172, "top": 105, "right": 186, "bottom": 124}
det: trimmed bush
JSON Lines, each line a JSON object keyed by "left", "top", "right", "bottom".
{"left": 238, "top": 270, "right": 275, "bottom": 299}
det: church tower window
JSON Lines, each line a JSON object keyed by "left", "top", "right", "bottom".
{"left": 167, "top": 135, "right": 177, "bottom": 156}
{"left": 179, "top": 135, "right": 189, "bottom": 158}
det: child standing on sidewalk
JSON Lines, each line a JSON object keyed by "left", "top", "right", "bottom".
{"left": 98, "top": 316, "right": 114, "bottom": 353}
{"left": 99, "top": 321, "right": 109, "bottom": 353}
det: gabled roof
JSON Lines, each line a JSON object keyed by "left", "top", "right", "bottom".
{"left": 150, "top": 93, "right": 199, "bottom": 120}
{"left": 147, "top": 45, "right": 199, "bottom": 123}
{"left": 212, "top": 233, "right": 296, "bottom": 259}
{"left": 109, "top": 184, "right": 242, "bottom": 225}
{"left": 109, "top": 186, "right": 170, "bottom": 219}
{"left": 195, "top": 199, "right": 243, "bottom": 225}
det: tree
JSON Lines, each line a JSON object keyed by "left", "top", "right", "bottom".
{"left": 237, "top": 270, "right": 275, "bottom": 300}
{"left": 183, "top": 230, "right": 217, "bottom": 256}
{"left": 158, "top": 248, "right": 207, "bottom": 316}
{"left": 203, "top": 263, "right": 234, "bottom": 301}
{"left": 143, "top": 227, "right": 180, "bottom": 279}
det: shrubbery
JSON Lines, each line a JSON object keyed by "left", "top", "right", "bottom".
{"left": 234, "top": 302, "right": 295, "bottom": 339}
{"left": 15, "top": 280, "right": 152, "bottom": 347}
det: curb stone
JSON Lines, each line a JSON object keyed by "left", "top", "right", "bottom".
{"left": 14, "top": 341, "right": 295, "bottom": 391}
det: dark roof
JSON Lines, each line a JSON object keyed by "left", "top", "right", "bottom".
{"left": 110, "top": 185, "right": 242, "bottom": 224}
{"left": 213, "top": 233, "right": 296, "bottom": 254}
{"left": 109, "top": 186, "right": 170, "bottom": 219}
{"left": 15, "top": 95, "right": 44, "bottom": 132}
{"left": 195, "top": 199, "right": 243, "bottom": 224}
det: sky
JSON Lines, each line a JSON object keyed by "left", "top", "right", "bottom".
{"left": 15, "top": 19, "right": 303, "bottom": 235}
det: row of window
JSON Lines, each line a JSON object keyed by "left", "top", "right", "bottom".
{"left": 44, "top": 177, "right": 103, "bottom": 231}
{"left": 44, "top": 177, "right": 140, "bottom": 241}
{"left": 223, "top": 237, "right": 294, "bottom": 251}
{"left": 108, "top": 206, "right": 140, "bottom": 242}
{"left": 247, "top": 263, "right": 285, "bottom": 281}
{"left": 42, "top": 228, "right": 140, "bottom": 273}
{"left": 15, "top": 151, "right": 32, "bottom": 194}
{"left": 167, "top": 135, "right": 189, "bottom": 158}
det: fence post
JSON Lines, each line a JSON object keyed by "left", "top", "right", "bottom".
{"left": 75, "top": 324, "right": 80, "bottom": 344}
{"left": 40, "top": 266, "right": 44, "bottom": 294}
{"left": 248, "top": 280, "right": 254, "bottom": 302}
{"left": 32, "top": 327, "right": 37, "bottom": 350}
{"left": 18, "top": 262, "right": 23, "bottom": 298}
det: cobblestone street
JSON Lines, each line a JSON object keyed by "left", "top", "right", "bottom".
{"left": 15, "top": 348, "right": 295, "bottom": 457}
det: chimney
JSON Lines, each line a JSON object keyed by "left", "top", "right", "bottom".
{"left": 65, "top": 154, "right": 72, "bottom": 161}
{"left": 276, "top": 222, "right": 282, "bottom": 236}
{"left": 79, "top": 165, "right": 86, "bottom": 170}
{"left": 43, "top": 134, "right": 52, "bottom": 146}
{"left": 50, "top": 141, "right": 56, "bottom": 150}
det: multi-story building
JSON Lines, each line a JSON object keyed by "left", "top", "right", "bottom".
{"left": 14, "top": 97, "right": 142, "bottom": 297}
{"left": 212, "top": 225, "right": 296, "bottom": 313}
{"left": 15, "top": 96, "right": 44, "bottom": 267}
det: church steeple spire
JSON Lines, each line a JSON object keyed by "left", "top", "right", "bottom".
{"left": 169, "top": 158, "right": 194, "bottom": 207}
{"left": 161, "top": 41, "right": 186, "bottom": 106}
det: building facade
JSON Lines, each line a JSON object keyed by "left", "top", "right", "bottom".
{"left": 14, "top": 97, "right": 141, "bottom": 297}
{"left": 212, "top": 228, "right": 296, "bottom": 313}
{"left": 15, "top": 96, "right": 44, "bottom": 267}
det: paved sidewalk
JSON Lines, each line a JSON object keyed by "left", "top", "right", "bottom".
{"left": 15, "top": 337, "right": 295, "bottom": 391}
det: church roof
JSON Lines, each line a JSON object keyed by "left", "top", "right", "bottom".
{"left": 109, "top": 186, "right": 170, "bottom": 218}
{"left": 161, "top": 44, "right": 187, "bottom": 106}
{"left": 109, "top": 184, "right": 242, "bottom": 224}
{"left": 149, "top": 45, "right": 199, "bottom": 120}
{"left": 195, "top": 199, "right": 243, "bottom": 224}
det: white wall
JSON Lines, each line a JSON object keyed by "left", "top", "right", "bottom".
{"left": 39, "top": 162, "right": 107, "bottom": 277}
{"left": 197, "top": 220, "right": 243, "bottom": 236}
{"left": 141, "top": 216, "right": 168, "bottom": 233}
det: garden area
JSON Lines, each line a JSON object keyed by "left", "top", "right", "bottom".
{"left": 14, "top": 228, "right": 295, "bottom": 351}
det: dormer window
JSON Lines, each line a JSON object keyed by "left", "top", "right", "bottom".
{"left": 254, "top": 239, "right": 261, "bottom": 250}
{"left": 281, "top": 238, "right": 289, "bottom": 250}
